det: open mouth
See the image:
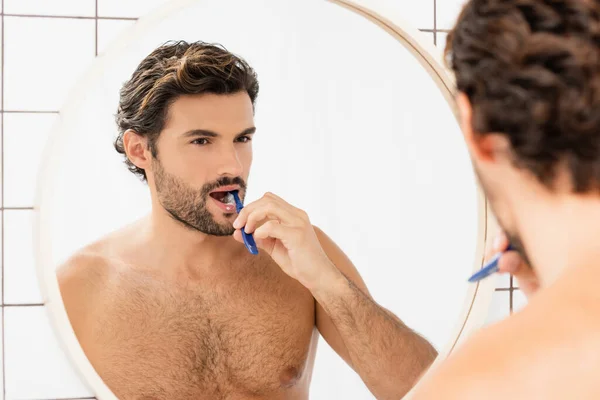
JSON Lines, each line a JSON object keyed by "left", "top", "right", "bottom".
{"left": 209, "top": 191, "right": 236, "bottom": 205}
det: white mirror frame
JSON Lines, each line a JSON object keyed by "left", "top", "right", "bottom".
{"left": 33, "top": 0, "right": 497, "bottom": 398}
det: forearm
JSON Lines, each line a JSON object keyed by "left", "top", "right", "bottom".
{"left": 312, "top": 269, "right": 438, "bottom": 400}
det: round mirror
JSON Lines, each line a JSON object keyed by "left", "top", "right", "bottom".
{"left": 34, "top": 0, "right": 494, "bottom": 398}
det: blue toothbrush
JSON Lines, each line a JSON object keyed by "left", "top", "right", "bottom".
{"left": 468, "top": 244, "right": 513, "bottom": 283}
{"left": 230, "top": 191, "right": 259, "bottom": 255}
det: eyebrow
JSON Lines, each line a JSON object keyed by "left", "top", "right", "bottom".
{"left": 182, "top": 127, "right": 256, "bottom": 138}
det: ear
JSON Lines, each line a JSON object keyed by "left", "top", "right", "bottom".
{"left": 123, "top": 129, "right": 152, "bottom": 172}
{"left": 456, "top": 92, "right": 508, "bottom": 164}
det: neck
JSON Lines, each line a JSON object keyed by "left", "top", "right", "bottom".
{"left": 514, "top": 191, "right": 600, "bottom": 287}
{"left": 139, "top": 203, "right": 239, "bottom": 272}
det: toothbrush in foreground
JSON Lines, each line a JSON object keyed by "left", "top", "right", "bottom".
{"left": 468, "top": 244, "right": 513, "bottom": 283}
{"left": 229, "top": 190, "right": 259, "bottom": 255}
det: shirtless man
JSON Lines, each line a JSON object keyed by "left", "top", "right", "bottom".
{"left": 402, "top": 0, "right": 600, "bottom": 398}
{"left": 57, "top": 40, "right": 437, "bottom": 400}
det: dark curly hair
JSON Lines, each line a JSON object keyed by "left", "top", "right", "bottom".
{"left": 446, "top": 0, "right": 600, "bottom": 192}
{"left": 114, "top": 40, "right": 260, "bottom": 181}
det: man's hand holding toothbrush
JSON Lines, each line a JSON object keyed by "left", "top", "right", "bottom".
{"left": 232, "top": 191, "right": 341, "bottom": 292}
{"left": 491, "top": 231, "right": 540, "bottom": 298}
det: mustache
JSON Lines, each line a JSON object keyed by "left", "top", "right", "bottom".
{"left": 201, "top": 176, "right": 247, "bottom": 196}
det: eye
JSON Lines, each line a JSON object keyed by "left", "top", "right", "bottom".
{"left": 236, "top": 136, "right": 252, "bottom": 143}
{"left": 191, "top": 138, "right": 210, "bottom": 145}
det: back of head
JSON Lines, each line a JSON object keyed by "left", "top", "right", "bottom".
{"left": 114, "top": 40, "right": 260, "bottom": 181}
{"left": 446, "top": 0, "right": 600, "bottom": 192}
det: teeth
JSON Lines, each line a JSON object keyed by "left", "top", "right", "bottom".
{"left": 222, "top": 193, "right": 235, "bottom": 205}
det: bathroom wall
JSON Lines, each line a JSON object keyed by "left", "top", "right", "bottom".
{"left": 0, "top": 0, "right": 526, "bottom": 399}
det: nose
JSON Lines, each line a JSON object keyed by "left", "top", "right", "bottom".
{"left": 217, "top": 144, "right": 244, "bottom": 177}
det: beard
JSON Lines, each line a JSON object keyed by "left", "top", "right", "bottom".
{"left": 472, "top": 163, "right": 533, "bottom": 267}
{"left": 152, "top": 157, "right": 246, "bottom": 236}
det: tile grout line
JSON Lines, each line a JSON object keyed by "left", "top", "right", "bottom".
{"left": 95, "top": 0, "right": 99, "bottom": 56}
{"left": 28, "top": 397, "right": 96, "bottom": 400}
{"left": 0, "top": 13, "right": 136, "bottom": 21}
{"left": 1, "top": 0, "right": 6, "bottom": 396}
{"left": 433, "top": 0, "right": 437, "bottom": 45}
{"left": 421, "top": 28, "right": 451, "bottom": 33}
{"left": 1, "top": 110, "right": 59, "bottom": 114}
{"left": 31, "top": 397, "right": 97, "bottom": 400}
{"left": 509, "top": 275, "right": 514, "bottom": 314}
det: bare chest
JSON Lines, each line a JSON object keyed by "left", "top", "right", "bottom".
{"left": 87, "top": 269, "right": 317, "bottom": 399}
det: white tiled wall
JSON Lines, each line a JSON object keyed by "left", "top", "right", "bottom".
{"left": 4, "top": 0, "right": 95, "bottom": 17}
{"left": 1, "top": 1, "right": 526, "bottom": 399}
{"left": 3, "top": 16, "right": 95, "bottom": 111}
{"left": 437, "top": 0, "right": 469, "bottom": 29}
{"left": 4, "top": 114, "right": 57, "bottom": 208}
{"left": 4, "top": 307, "right": 93, "bottom": 399}
{"left": 4, "top": 210, "right": 41, "bottom": 306}
{"left": 96, "top": 19, "right": 136, "bottom": 55}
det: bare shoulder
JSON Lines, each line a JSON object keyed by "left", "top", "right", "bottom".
{"left": 57, "top": 220, "right": 143, "bottom": 302}
{"left": 55, "top": 240, "right": 121, "bottom": 338}
{"left": 57, "top": 247, "right": 112, "bottom": 314}
{"left": 56, "top": 249, "right": 111, "bottom": 296}
{"left": 411, "top": 279, "right": 600, "bottom": 400}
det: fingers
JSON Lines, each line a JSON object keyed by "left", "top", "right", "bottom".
{"left": 233, "top": 192, "right": 308, "bottom": 233}
{"left": 498, "top": 251, "right": 539, "bottom": 297}
{"left": 233, "top": 227, "right": 276, "bottom": 254}
{"left": 234, "top": 220, "right": 298, "bottom": 252}
{"left": 487, "top": 230, "right": 519, "bottom": 273}
{"left": 236, "top": 212, "right": 271, "bottom": 236}
{"left": 233, "top": 219, "right": 302, "bottom": 250}
{"left": 497, "top": 251, "right": 521, "bottom": 274}
{"left": 254, "top": 220, "right": 286, "bottom": 240}
{"left": 485, "top": 231, "right": 509, "bottom": 259}
{"left": 238, "top": 202, "right": 300, "bottom": 233}
{"left": 254, "top": 203, "right": 300, "bottom": 231}
{"left": 489, "top": 230, "right": 540, "bottom": 298}
{"left": 254, "top": 220, "right": 305, "bottom": 245}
